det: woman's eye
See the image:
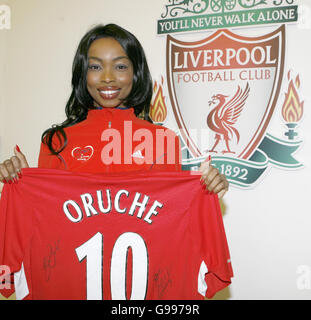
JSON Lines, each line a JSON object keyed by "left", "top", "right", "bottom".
{"left": 88, "top": 64, "right": 101, "bottom": 70}
{"left": 116, "top": 64, "right": 128, "bottom": 71}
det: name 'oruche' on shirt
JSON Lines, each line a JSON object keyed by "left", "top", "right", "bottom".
{"left": 63, "top": 188, "right": 163, "bottom": 224}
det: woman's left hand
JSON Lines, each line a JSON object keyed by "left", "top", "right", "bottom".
{"left": 199, "top": 157, "right": 229, "bottom": 199}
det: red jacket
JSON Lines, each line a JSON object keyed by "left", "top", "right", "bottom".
{"left": 38, "top": 107, "right": 182, "bottom": 173}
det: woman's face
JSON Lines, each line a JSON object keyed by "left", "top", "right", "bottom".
{"left": 86, "top": 37, "right": 134, "bottom": 109}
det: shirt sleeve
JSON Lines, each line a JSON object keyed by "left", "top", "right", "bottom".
{"left": 189, "top": 188, "right": 233, "bottom": 299}
{"left": 0, "top": 183, "right": 33, "bottom": 293}
{"left": 38, "top": 141, "right": 66, "bottom": 169}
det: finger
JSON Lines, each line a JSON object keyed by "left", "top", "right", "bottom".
{"left": 0, "top": 162, "right": 11, "bottom": 183}
{"left": 202, "top": 167, "right": 219, "bottom": 188}
{"left": 207, "top": 174, "right": 222, "bottom": 192}
{"left": 199, "top": 155, "right": 211, "bottom": 173}
{"left": 213, "top": 179, "right": 228, "bottom": 193}
{"left": 217, "top": 189, "right": 227, "bottom": 199}
{"left": 214, "top": 175, "right": 229, "bottom": 197}
{"left": 200, "top": 156, "right": 214, "bottom": 185}
{"left": 10, "top": 156, "right": 22, "bottom": 180}
{"left": 212, "top": 172, "right": 228, "bottom": 188}
{"left": 4, "top": 159, "right": 19, "bottom": 182}
{"left": 14, "top": 145, "right": 29, "bottom": 169}
{"left": 0, "top": 166, "right": 5, "bottom": 183}
{"left": 0, "top": 168, "right": 6, "bottom": 186}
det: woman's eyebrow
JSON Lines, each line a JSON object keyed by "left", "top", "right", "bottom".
{"left": 88, "top": 56, "right": 130, "bottom": 62}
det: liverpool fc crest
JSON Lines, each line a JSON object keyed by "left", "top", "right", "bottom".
{"left": 166, "top": 25, "right": 303, "bottom": 188}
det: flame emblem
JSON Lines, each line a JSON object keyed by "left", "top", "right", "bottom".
{"left": 149, "top": 76, "right": 168, "bottom": 123}
{"left": 282, "top": 71, "right": 304, "bottom": 123}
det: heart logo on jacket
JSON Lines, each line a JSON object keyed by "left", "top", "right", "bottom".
{"left": 71, "top": 146, "right": 94, "bottom": 161}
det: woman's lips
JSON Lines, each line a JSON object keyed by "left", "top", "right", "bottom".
{"left": 98, "top": 87, "right": 121, "bottom": 100}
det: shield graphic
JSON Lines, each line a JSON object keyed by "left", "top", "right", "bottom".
{"left": 166, "top": 26, "right": 285, "bottom": 161}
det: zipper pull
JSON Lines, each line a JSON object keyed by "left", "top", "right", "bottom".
{"left": 108, "top": 121, "right": 111, "bottom": 128}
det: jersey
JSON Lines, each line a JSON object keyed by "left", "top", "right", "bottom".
{"left": 38, "top": 107, "right": 181, "bottom": 173}
{"left": 0, "top": 168, "right": 233, "bottom": 300}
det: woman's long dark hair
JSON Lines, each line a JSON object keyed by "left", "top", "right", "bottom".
{"left": 42, "top": 23, "right": 153, "bottom": 155}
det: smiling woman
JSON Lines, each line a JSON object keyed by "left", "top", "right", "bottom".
{"left": 40, "top": 24, "right": 154, "bottom": 157}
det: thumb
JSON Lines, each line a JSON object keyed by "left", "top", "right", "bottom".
{"left": 199, "top": 155, "right": 211, "bottom": 173}
{"left": 14, "top": 145, "right": 29, "bottom": 168}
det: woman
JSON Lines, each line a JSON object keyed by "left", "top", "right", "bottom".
{"left": 0, "top": 24, "right": 228, "bottom": 197}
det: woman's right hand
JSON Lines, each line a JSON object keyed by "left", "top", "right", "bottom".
{"left": 0, "top": 145, "right": 29, "bottom": 187}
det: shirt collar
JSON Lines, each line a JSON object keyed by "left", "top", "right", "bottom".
{"left": 86, "top": 107, "right": 136, "bottom": 121}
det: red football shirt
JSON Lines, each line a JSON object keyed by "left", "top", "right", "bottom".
{"left": 0, "top": 168, "right": 232, "bottom": 300}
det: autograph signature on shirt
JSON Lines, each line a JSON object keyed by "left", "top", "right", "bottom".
{"left": 43, "top": 240, "right": 60, "bottom": 282}
{"left": 153, "top": 269, "right": 172, "bottom": 298}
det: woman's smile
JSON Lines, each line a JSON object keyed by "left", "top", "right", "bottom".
{"left": 98, "top": 86, "right": 121, "bottom": 100}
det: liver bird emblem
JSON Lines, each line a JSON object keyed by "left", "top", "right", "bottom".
{"left": 207, "top": 82, "right": 250, "bottom": 154}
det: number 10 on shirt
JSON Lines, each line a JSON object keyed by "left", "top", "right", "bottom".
{"left": 75, "top": 231, "right": 148, "bottom": 300}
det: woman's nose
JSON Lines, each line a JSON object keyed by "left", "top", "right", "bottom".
{"left": 101, "top": 67, "right": 115, "bottom": 83}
